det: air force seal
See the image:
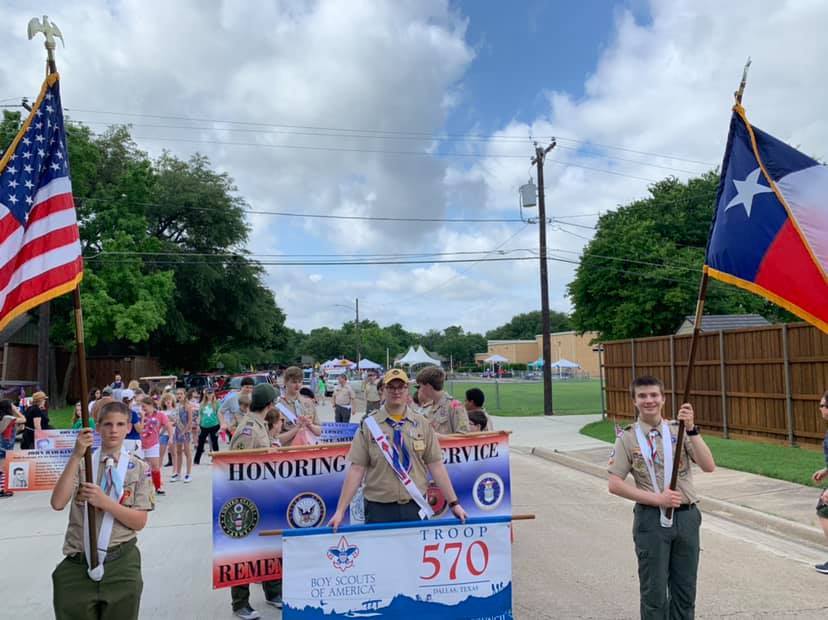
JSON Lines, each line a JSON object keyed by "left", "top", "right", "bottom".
{"left": 287, "top": 492, "right": 326, "bottom": 528}
{"left": 472, "top": 472, "right": 504, "bottom": 511}
{"left": 219, "top": 497, "right": 259, "bottom": 538}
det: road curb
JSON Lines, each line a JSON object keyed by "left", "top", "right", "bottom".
{"left": 530, "top": 446, "right": 826, "bottom": 548}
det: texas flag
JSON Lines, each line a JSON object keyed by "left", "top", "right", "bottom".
{"left": 705, "top": 105, "right": 828, "bottom": 332}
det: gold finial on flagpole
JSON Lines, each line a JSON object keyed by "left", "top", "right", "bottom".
{"left": 27, "top": 15, "right": 64, "bottom": 74}
{"left": 735, "top": 57, "right": 752, "bottom": 105}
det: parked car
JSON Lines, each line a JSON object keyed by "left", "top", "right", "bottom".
{"left": 183, "top": 373, "right": 217, "bottom": 392}
{"left": 216, "top": 372, "right": 271, "bottom": 400}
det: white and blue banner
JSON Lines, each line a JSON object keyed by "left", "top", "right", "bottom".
{"left": 283, "top": 516, "right": 512, "bottom": 619}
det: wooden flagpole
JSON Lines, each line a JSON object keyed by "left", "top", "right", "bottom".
{"left": 665, "top": 58, "right": 751, "bottom": 520}
{"left": 28, "top": 15, "right": 98, "bottom": 568}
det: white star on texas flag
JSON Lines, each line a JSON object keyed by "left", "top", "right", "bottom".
{"left": 725, "top": 167, "right": 773, "bottom": 218}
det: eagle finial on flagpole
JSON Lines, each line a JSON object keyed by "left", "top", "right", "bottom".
{"left": 27, "top": 15, "right": 64, "bottom": 74}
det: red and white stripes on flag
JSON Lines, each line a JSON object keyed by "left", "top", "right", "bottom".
{"left": 0, "top": 73, "right": 83, "bottom": 332}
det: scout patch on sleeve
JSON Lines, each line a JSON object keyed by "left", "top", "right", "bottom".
{"left": 607, "top": 447, "right": 616, "bottom": 466}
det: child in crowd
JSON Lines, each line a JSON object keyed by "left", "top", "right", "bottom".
{"left": 71, "top": 401, "right": 96, "bottom": 430}
{"left": 120, "top": 389, "right": 143, "bottom": 457}
{"left": 276, "top": 366, "right": 322, "bottom": 447}
{"left": 139, "top": 397, "right": 173, "bottom": 495}
{"left": 50, "top": 400, "right": 154, "bottom": 619}
{"left": 171, "top": 388, "right": 194, "bottom": 483}
{"left": 0, "top": 399, "right": 25, "bottom": 497}
{"left": 265, "top": 409, "right": 284, "bottom": 447}
{"left": 195, "top": 389, "right": 222, "bottom": 465}
{"left": 159, "top": 392, "right": 177, "bottom": 474}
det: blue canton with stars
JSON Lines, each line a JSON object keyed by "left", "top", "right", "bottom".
{"left": 0, "top": 79, "right": 71, "bottom": 226}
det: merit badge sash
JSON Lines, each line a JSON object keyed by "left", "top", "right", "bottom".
{"left": 364, "top": 417, "right": 434, "bottom": 519}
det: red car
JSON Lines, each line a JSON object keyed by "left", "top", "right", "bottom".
{"left": 215, "top": 372, "right": 272, "bottom": 400}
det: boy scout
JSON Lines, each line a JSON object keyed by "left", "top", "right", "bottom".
{"left": 228, "top": 383, "right": 281, "bottom": 619}
{"left": 329, "top": 368, "right": 468, "bottom": 527}
{"left": 274, "top": 366, "right": 322, "bottom": 446}
{"left": 50, "top": 400, "right": 155, "bottom": 620}
{"left": 363, "top": 371, "right": 381, "bottom": 414}
{"left": 416, "top": 366, "right": 469, "bottom": 435}
{"left": 608, "top": 376, "right": 716, "bottom": 620}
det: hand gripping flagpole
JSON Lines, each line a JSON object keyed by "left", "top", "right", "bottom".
{"left": 665, "top": 58, "right": 752, "bottom": 521}
{"left": 28, "top": 16, "right": 98, "bottom": 569}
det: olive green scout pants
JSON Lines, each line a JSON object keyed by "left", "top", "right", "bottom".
{"left": 52, "top": 539, "right": 143, "bottom": 620}
{"left": 633, "top": 503, "right": 701, "bottom": 620}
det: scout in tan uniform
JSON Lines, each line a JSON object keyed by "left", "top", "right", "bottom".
{"left": 416, "top": 366, "right": 470, "bottom": 435}
{"left": 274, "top": 366, "right": 322, "bottom": 447}
{"left": 228, "top": 383, "right": 281, "bottom": 619}
{"left": 608, "top": 376, "right": 716, "bottom": 620}
{"left": 363, "top": 371, "right": 381, "bottom": 415}
{"left": 50, "top": 400, "right": 155, "bottom": 620}
{"left": 329, "top": 368, "right": 468, "bottom": 526}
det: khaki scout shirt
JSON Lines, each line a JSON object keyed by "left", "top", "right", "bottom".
{"left": 277, "top": 396, "right": 321, "bottom": 432}
{"left": 607, "top": 419, "right": 699, "bottom": 504}
{"left": 62, "top": 452, "right": 154, "bottom": 555}
{"left": 229, "top": 412, "right": 271, "bottom": 450}
{"left": 348, "top": 406, "right": 442, "bottom": 503}
{"left": 363, "top": 381, "right": 380, "bottom": 402}
{"left": 423, "top": 393, "right": 470, "bottom": 434}
{"left": 333, "top": 384, "right": 355, "bottom": 406}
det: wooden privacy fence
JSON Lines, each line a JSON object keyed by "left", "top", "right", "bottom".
{"left": 602, "top": 322, "right": 828, "bottom": 447}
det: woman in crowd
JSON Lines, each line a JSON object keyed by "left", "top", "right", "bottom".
{"left": 139, "top": 396, "right": 173, "bottom": 495}
{"left": 21, "top": 391, "right": 50, "bottom": 449}
{"left": 194, "top": 388, "right": 223, "bottom": 465}
{"left": 70, "top": 401, "right": 95, "bottom": 430}
{"left": 158, "top": 392, "right": 177, "bottom": 475}
{"left": 86, "top": 387, "right": 101, "bottom": 415}
{"left": 171, "top": 389, "right": 195, "bottom": 482}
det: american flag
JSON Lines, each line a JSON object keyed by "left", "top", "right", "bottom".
{"left": 0, "top": 73, "right": 82, "bottom": 331}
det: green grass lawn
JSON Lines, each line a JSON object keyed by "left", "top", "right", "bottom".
{"left": 48, "top": 405, "right": 75, "bottom": 429}
{"left": 581, "top": 419, "right": 825, "bottom": 487}
{"left": 446, "top": 379, "right": 602, "bottom": 417}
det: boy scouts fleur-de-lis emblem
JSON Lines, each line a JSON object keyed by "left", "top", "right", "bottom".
{"left": 327, "top": 536, "right": 359, "bottom": 572}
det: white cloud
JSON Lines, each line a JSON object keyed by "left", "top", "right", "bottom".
{"left": 4, "top": 0, "right": 828, "bottom": 337}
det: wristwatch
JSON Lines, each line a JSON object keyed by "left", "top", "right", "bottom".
{"left": 686, "top": 427, "right": 700, "bottom": 436}
{"left": 448, "top": 499, "right": 460, "bottom": 508}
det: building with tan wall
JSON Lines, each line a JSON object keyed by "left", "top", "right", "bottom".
{"left": 476, "top": 331, "right": 601, "bottom": 377}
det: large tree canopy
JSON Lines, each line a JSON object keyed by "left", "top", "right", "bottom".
{"left": 0, "top": 111, "right": 289, "bottom": 371}
{"left": 486, "top": 310, "right": 571, "bottom": 340}
{"left": 567, "top": 173, "right": 792, "bottom": 340}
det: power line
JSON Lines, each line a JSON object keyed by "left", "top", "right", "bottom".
{"left": 65, "top": 106, "right": 718, "bottom": 166}
{"left": 68, "top": 117, "right": 707, "bottom": 176}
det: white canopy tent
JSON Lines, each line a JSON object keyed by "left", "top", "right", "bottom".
{"left": 357, "top": 358, "right": 382, "bottom": 370}
{"left": 396, "top": 346, "right": 441, "bottom": 368}
{"left": 484, "top": 354, "right": 509, "bottom": 364}
{"left": 551, "top": 358, "right": 580, "bottom": 378}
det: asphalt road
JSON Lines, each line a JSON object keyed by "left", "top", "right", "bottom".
{"left": 3, "top": 449, "right": 826, "bottom": 619}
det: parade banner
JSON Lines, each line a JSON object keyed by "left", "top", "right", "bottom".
{"left": 319, "top": 422, "right": 359, "bottom": 443}
{"left": 4, "top": 448, "right": 73, "bottom": 492}
{"left": 282, "top": 516, "right": 513, "bottom": 619}
{"left": 211, "top": 431, "right": 511, "bottom": 588}
{"left": 35, "top": 429, "right": 101, "bottom": 451}
{"left": 4, "top": 430, "right": 102, "bottom": 492}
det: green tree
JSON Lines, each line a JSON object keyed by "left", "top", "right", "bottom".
{"left": 567, "top": 173, "right": 792, "bottom": 340}
{"left": 486, "top": 310, "right": 571, "bottom": 340}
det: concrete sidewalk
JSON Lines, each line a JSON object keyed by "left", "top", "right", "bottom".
{"left": 530, "top": 444, "right": 826, "bottom": 547}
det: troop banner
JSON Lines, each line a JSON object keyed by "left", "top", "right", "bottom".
{"left": 211, "top": 431, "right": 511, "bottom": 589}
{"left": 282, "top": 516, "right": 513, "bottom": 619}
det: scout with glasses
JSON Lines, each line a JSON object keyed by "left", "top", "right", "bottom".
{"left": 329, "top": 368, "right": 467, "bottom": 526}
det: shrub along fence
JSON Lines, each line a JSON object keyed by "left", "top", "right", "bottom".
{"left": 602, "top": 322, "right": 828, "bottom": 447}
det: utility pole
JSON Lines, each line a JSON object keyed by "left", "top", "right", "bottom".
{"left": 532, "top": 140, "right": 556, "bottom": 416}
{"left": 355, "top": 298, "right": 361, "bottom": 370}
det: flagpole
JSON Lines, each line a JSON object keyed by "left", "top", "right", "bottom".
{"left": 665, "top": 58, "right": 751, "bottom": 520}
{"left": 28, "top": 16, "right": 99, "bottom": 569}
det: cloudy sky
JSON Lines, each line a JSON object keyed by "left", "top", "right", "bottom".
{"left": 3, "top": 0, "right": 828, "bottom": 335}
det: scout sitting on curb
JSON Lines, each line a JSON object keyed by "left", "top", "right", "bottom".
{"left": 608, "top": 376, "right": 716, "bottom": 620}
{"left": 416, "top": 366, "right": 470, "bottom": 436}
{"left": 50, "top": 400, "right": 155, "bottom": 620}
{"left": 228, "top": 383, "right": 283, "bottom": 620}
{"left": 329, "top": 368, "right": 468, "bottom": 527}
